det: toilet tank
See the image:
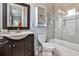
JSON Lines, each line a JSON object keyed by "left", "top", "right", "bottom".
{"left": 38, "top": 35, "right": 46, "bottom": 44}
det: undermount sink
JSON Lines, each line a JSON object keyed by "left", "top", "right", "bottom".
{"left": 7, "top": 34, "right": 28, "bottom": 40}
{"left": 0, "top": 31, "right": 34, "bottom": 40}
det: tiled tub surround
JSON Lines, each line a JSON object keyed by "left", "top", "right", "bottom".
{"left": 42, "top": 39, "right": 79, "bottom": 56}
{"left": 55, "top": 15, "right": 79, "bottom": 47}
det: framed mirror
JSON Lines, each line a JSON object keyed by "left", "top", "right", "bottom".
{"left": 36, "top": 6, "right": 47, "bottom": 27}
{"left": 3, "top": 3, "right": 30, "bottom": 30}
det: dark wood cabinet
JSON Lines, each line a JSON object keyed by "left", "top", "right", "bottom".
{"left": 12, "top": 40, "right": 25, "bottom": 56}
{"left": 0, "top": 34, "right": 34, "bottom": 56}
{"left": 24, "top": 34, "right": 34, "bottom": 56}
{"left": 2, "top": 41, "right": 12, "bottom": 56}
{"left": 0, "top": 39, "right": 12, "bottom": 56}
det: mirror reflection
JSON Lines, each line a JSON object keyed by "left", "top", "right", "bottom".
{"left": 36, "top": 6, "right": 47, "bottom": 27}
{"left": 7, "top": 3, "right": 28, "bottom": 28}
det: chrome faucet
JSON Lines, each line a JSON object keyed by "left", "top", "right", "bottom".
{"left": 16, "top": 28, "right": 20, "bottom": 33}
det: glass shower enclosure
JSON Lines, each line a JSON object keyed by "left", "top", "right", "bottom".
{"left": 54, "top": 3, "right": 79, "bottom": 52}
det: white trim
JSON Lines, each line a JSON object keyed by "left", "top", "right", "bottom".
{"left": 0, "top": 4, "right": 2, "bottom": 31}
{"left": 1, "top": 4, "right": 3, "bottom": 30}
{"left": 35, "top": 6, "right": 38, "bottom": 26}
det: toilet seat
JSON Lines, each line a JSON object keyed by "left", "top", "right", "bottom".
{"left": 42, "top": 42, "right": 56, "bottom": 56}
{"left": 42, "top": 42, "right": 56, "bottom": 52}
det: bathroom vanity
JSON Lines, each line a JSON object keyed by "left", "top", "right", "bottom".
{"left": 0, "top": 3, "right": 35, "bottom": 56}
{"left": 0, "top": 32, "right": 34, "bottom": 56}
{"left": 0, "top": 3, "right": 34, "bottom": 56}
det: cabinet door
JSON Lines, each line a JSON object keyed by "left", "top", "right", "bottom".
{"left": 12, "top": 40, "right": 24, "bottom": 56}
{"left": 24, "top": 34, "right": 34, "bottom": 56}
{"left": 0, "top": 40, "right": 12, "bottom": 56}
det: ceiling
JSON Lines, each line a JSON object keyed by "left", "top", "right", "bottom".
{"left": 30, "top": 3, "right": 79, "bottom": 15}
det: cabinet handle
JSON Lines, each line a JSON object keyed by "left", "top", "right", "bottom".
{"left": 9, "top": 45, "right": 11, "bottom": 48}
{"left": 12, "top": 44, "right": 15, "bottom": 47}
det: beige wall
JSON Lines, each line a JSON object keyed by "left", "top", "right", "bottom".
{"left": 29, "top": 4, "right": 55, "bottom": 41}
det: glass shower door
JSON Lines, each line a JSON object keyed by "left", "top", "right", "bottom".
{"left": 54, "top": 3, "right": 63, "bottom": 45}
{"left": 62, "top": 3, "right": 79, "bottom": 52}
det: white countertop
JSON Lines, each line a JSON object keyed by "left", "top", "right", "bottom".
{"left": 0, "top": 31, "right": 34, "bottom": 36}
{"left": 0, "top": 31, "right": 34, "bottom": 40}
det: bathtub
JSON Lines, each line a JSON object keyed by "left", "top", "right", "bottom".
{"left": 42, "top": 39, "right": 79, "bottom": 56}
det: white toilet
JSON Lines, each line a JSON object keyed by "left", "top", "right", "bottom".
{"left": 38, "top": 35, "right": 55, "bottom": 56}
{"left": 37, "top": 35, "right": 47, "bottom": 55}
{"left": 38, "top": 35, "right": 46, "bottom": 45}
